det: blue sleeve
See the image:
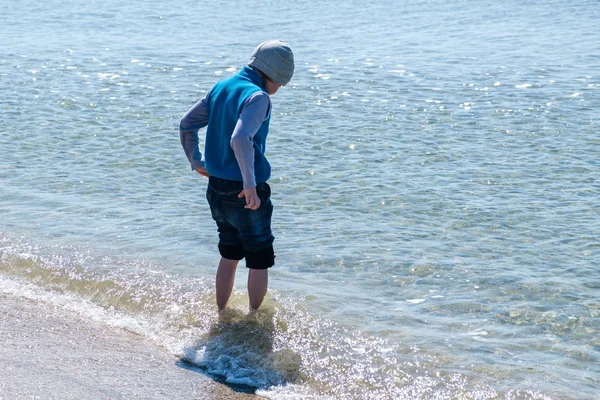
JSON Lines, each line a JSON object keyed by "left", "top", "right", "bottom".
{"left": 230, "top": 92, "right": 271, "bottom": 189}
{"left": 179, "top": 96, "right": 209, "bottom": 170}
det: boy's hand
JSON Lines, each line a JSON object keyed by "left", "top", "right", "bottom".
{"left": 195, "top": 167, "right": 210, "bottom": 178}
{"left": 238, "top": 187, "right": 261, "bottom": 210}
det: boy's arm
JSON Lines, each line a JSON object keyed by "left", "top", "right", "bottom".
{"left": 230, "top": 92, "right": 271, "bottom": 189}
{"left": 180, "top": 96, "right": 209, "bottom": 171}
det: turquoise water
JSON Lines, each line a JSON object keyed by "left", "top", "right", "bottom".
{"left": 1, "top": 0, "right": 599, "bottom": 398}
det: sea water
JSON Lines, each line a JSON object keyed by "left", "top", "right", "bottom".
{"left": 1, "top": 0, "right": 599, "bottom": 398}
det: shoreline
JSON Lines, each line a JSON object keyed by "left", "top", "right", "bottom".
{"left": 0, "top": 294, "right": 256, "bottom": 400}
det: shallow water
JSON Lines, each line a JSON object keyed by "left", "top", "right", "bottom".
{"left": 1, "top": 0, "right": 599, "bottom": 398}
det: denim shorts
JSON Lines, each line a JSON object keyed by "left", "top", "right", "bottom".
{"left": 206, "top": 176, "right": 275, "bottom": 269}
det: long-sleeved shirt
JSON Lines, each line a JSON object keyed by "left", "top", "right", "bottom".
{"left": 180, "top": 67, "right": 272, "bottom": 189}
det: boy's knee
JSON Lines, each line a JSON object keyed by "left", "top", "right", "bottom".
{"left": 245, "top": 245, "right": 275, "bottom": 269}
{"left": 218, "top": 243, "right": 245, "bottom": 261}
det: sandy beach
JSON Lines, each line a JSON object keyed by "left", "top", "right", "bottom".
{"left": 0, "top": 294, "right": 256, "bottom": 400}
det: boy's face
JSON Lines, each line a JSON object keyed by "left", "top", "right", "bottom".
{"left": 265, "top": 79, "right": 281, "bottom": 95}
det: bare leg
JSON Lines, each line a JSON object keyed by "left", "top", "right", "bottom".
{"left": 216, "top": 257, "right": 238, "bottom": 310}
{"left": 248, "top": 269, "right": 268, "bottom": 310}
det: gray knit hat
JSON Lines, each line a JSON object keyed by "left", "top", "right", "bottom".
{"left": 248, "top": 40, "right": 294, "bottom": 86}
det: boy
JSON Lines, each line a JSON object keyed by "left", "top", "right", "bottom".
{"left": 180, "top": 40, "right": 294, "bottom": 310}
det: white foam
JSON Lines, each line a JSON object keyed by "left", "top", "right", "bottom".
{"left": 406, "top": 298, "right": 426, "bottom": 304}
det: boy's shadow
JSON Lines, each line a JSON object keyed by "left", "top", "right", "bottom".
{"left": 177, "top": 307, "right": 301, "bottom": 393}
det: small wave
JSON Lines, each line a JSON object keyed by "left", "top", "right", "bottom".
{"left": 180, "top": 308, "right": 302, "bottom": 392}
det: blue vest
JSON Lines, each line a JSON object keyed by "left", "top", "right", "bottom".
{"left": 204, "top": 66, "right": 271, "bottom": 183}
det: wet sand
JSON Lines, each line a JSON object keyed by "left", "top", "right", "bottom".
{"left": 0, "top": 294, "right": 256, "bottom": 400}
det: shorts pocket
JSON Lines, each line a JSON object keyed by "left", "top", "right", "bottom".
{"left": 257, "top": 182, "right": 271, "bottom": 202}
